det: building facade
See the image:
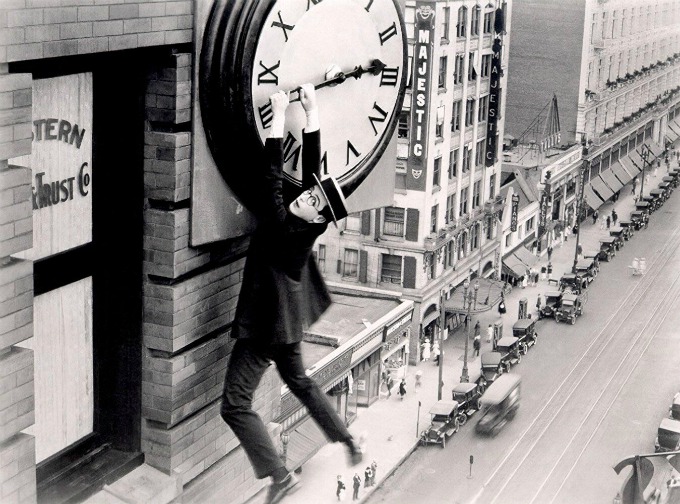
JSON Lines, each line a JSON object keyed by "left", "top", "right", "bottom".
{"left": 316, "top": 0, "right": 512, "bottom": 363}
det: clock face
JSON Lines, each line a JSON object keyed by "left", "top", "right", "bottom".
{"left": 244, "top": 0, "right": 407, "bottom": 190}
{"left": 199, "top": 0, "right": 407, "bottom": 204}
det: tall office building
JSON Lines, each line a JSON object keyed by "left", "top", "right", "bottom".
{"left": 317, "top": 0, "right": 512, "bottom": 362}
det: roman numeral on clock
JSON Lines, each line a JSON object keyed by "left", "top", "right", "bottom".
{"left": 346, "top": 140, "right": 361, "bottom": 166}
{"left": 307, "top": 0, "right": 323, "bottom": 10}
{"left": 283, "top": 132, "right": 302, "bottom": 171}
{"left": 379, "top": 22, "right": 398, "bottom": 45}
{"left": 257, "top": 60, "right": 280, "bottom": 85}
{"left": 271, "top": 11, "right": 294, "bottom": 42}
{"left": 258, "top": 102, "right": 273, "bottom": 129}
{"left": 380, "top": 67, "right": 399, "bottom": 86}
{"left": 364, "top": 0, "right": 374, "bottom": 12}
{"left": 368, "top": 102, "right": 388, "bottom": 135}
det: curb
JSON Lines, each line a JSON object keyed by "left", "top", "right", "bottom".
{"left": 359, "top": 439, "right": 421, "bottom": 502}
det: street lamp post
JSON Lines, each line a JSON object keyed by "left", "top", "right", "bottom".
{"left": 640, "top": 144, "right": 650, "bottom": 199}
{"left": 572, "top": 143, "right": 590, "bottom": 273}
{"left": 460, "top": 279, "right": 479, "bottom": 383}
{"left": 437, "top": 289, "right": 446, "bottom": 400}
{"left": 280, "top": 432, "right": 289, "bottom": 465}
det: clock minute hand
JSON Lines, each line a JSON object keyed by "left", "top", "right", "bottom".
{"left": 289, "top": 59, "right": 386, "bottom": 102}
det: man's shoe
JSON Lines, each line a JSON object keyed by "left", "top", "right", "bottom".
{"left": 265, "top": 474, "right": 300, "bottom": 504}
{"left": 346, "top": 438, "right": 364, "bottom": 466}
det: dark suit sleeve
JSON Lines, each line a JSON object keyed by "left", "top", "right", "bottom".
{"left": 301, "top": 130, "right": 321, "bottom": 191}
{"left": 257, "top": 137, "right": 288, "bottom": 225}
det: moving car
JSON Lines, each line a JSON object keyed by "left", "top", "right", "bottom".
{"left": 475, "top": 373, "right": 521, "bottom": 436}
{"left": 670, "top": 392, "right": 680, "bottom": 420}
{"left": 511, "top": 319, "right": 538, "bottom": 354}
{"left": 538, "top": 291, "right": 562, "bottom": 319}
{"left": 654, "top": 417, "right": 680, "bottom": 452}
{"left": 421, "top": 400, "right": 460, "bottom": 448}
{"left": 554, "top": 292, "right": 587, "bottom": 324}
{"left": 451, "top": 382, "right": 483, "bottom": 426}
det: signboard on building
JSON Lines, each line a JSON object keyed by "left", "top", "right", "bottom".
{"left": 12, "top": 74, "right": 93, "bottom": 261}
{"left": 406, "top": 1, "right": 435, "bottom": 191}
{"left": 510, "top": 194, "right": 519, "bottom": 231}
{"left": 485, "top": 36, "right": 503, "bottom": 167}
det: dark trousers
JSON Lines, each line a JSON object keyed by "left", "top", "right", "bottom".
{"left": 221, "top": 339, "right": 351, "bottom": 479}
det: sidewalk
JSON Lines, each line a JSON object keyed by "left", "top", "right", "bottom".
{"left": 260, "top": 175, "right": 650, "bottom": 504}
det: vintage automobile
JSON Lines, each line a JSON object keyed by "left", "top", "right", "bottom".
{"left": 451, "top": 382, "right": 483, "bottom": 426}
{"left": 641, "top": 195, "right": 660, "bottom": 213}
{"left": 420, "top": 400, "right": 460, "bottom": 448}
{"left": 511, "top": 319, "right": 538, "bottom": 354}
{"left": 538, "top": 290, "right": 562, "bottom": 319}
{"left": 650, "top": 188, "right": 666, "bottom": 205}
{"left": 608, "top": 227, "right": 625, "bottom": 250}
{"left": 635, "top": 200, "right": 652, "bottom": 218}
{"left": 575, "top": 258, "right": 599, "bottom": 283}
{"left": 554, "top": 291, "right": 587, "bottom": 324}
{"left": 495, "top": 336, "right": 522, "bottom": 370}
{"left": 658, "top": 181, "right": 672, "bottom": 199}
{"left": 598, "top": 237, "right": 618, "bottom": 262}
{"left": 661, "top": 176, "right": 675, "bottom": 194}
{"left": 475, "top": 373, "right": 521, "bottom": 436}
{"left": 630, "top": 210, "right": 648, "bottom": 230}
{"left": 670, "top": 392, "right": 680, "bottom": 420}
{"left": 654, "top": 417, "right": 680, "bottom": 452}
{"left": 559, "top": 272, "right": 588, "bottom": 294}
{"left": 667, "top": 170, "right": 680, "bottom": 188}
{"left": 477, "top": 351, "right": 504, "bottom": 390}
{"left": 582, "top": 250, "right": 600, "bottom": 267}
{"left": 618, "top": 220, "right": 635, "bottom": 239}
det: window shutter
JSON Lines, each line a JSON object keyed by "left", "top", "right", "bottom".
{"left": 403, "top": 256, "right": 416, "bottom": 288}
{"left": 361, "top": 211, "right": 371, "bottom": 235}
{"left": 337, "top": 259, "right": 342, "bottom": 274}
{"left": 359, "top": 250, "right": 368, "bottom": 283}
{"left": 405, "top": 208, "right": 420, "bottom": 242}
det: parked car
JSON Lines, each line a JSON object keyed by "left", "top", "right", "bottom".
{"left": 478, "top": 352, "right": 503, "bottom": 391}
{"left": 554, "top": 291, "right": 587, "bottom": 324}
{"left": 608, "top": 227, "right": 625, "bottom": 250}
{"left": 655, "top": 418, "right": 680, "bottom": 452}
{"left": 618, "top": 220, "right": 635, "bottom": 240}
{"left": 574, "top": 259, "right": 599, "bottom": 284}
{"left": 511, "top": 319, "right": 538, "bottom": 354}
{"left": 598, "top": 237, "right": 618, "bottom": 262}
{"left": 538, "top": 291, "right": 562, "bottom": 319}
{"left": 559, "top": 272, "right": 588, "bottom": 294}
{"left": 495, "top": 336, "right": 522, "bottom": 369}
{"left": 670, "top": 392, "right": 680, "bottom": 420}
{"left": 420, "top": 400, "right": 460, "bottom": 448}
{"left": 630, "top": 211, "right": 647, "bottom": 231}
{"left": 451, "top": 382, "right": 483, "bottom": 426}
{"left": 475, "top": 373, "right": 521, "bottom": 436}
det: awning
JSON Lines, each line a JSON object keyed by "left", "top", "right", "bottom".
{"left": 610, "top": 161, "right": 633, "bottom": 185}
{"left": 619, "top": 156, "right": 642, "bottom": 175}
{"left": 590, "top": 176, "right": 615, "bottom": 201}
{"left": 627, "top": 149, "right": 645, "bottom": 170}
{"left": 422, "top": 309, "right": 441, "bottom": 327}
{"left": 599, "top": 169, "right": 623, "bottom": 193}
{"left": 645, "top": 142, "right": 663, "bottom": 159}
{"left": 502, "top": 255, "right": 526, "bottom": 278}
{"left": 583, "top": 184, "right": 604, "bottom": 210}
{"left": 513, "top": 246, "right": 539, "bottom": 269}
{"left": 286, "top": 416, "right": 328, "bottom": 470}
{"left": 444, "top": 277, "right": 506, "bottom": 315}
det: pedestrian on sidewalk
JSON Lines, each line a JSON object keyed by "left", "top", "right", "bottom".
{"left": 612, "top": 209, "right": 618, "bottom": 226}
{"left": 599, "top": 215, "right": 606, "bottom": 230}
{"left": 521, "top": 275, "right": 528, "bottom": 289}
{"left": 383, "top": 370, "right": 393, "bottom": 398}
{"left": 632, "top": 177, "right": 637, "bottom": 195}
{"left": 398, "top": 378, "right": 407, "bottom": 400}
{"left": 576, "top": 243, "right": 583, "bottom": 260}
{"left": 432, "top": 340, "right": 440, "bottom": 366}
{"left": 421, "top": 338, "right": 431, "bottom": 362}
{"left": 473, "top": 334, "right": 481, "bottom": 356}
{"left": 370, "top": 461, "right": 378, "bottom": 486}
{"left": 352, "top": 473, "right": 361, "bottom": 500}
{"left": 487, "top": 323, "right": 494, "bottom": 343}
{"left": 654, "top": 159, "right": 659, "bottom": 178}
{"left": 536, "top": 294, "right": 542, "bottom": 317}
{"left": 547, "top": 262, "right": 553, "bottom": 283}
{"left": 337, "top": 475, "right": 346, "bottom": 501}
{"left": 364, "top": 467, "right": 372, "bottom": 488}
{"left": 547, "top": 245, "right": 553, "bottom": 262}
{"left": 474, "top": 320, "right": 481, "bottom": 338}
{"left": 606, "top": 215, "right": 611, "bottom": 229}
{"left": 592, "top": 210, "right": 598, "bottom": 225}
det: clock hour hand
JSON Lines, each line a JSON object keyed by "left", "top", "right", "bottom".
{"left": 289, "top": 59, "right": 386, "bottom": 102}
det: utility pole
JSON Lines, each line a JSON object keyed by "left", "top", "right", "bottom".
{"left": 640, "top": 144, "right": 649, "bottom": 199}
{"left": 572, "top": 142, "right": 589, "bottom": 273}
{"left": 437, "top": 289, "right": 446, "bottom": 400}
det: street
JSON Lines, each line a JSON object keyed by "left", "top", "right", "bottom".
{"left": 367, "top": 191, "right": 680, "bottom": 504}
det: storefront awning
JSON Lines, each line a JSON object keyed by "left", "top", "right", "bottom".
{"left": 619, "top": 156, "right": 642, "bottom": 175}
{"left": 589, "top": 176, "right": 614, "bottom": 201}
{"left": 444, "top": 277, "right": 506, "bottom": 315}
{"left": 286, "top": 416, "right": 328, "bottom": 470}
{"left": 421, "top": 309, "right": 440, "bottom": 328}
{"left": 583, "top": 184, "right": 604, "bottom": 210}
{"left": 627, "top": 149, "right": 645, "bottom": 171}
{"left": 513, "top": 246, "right": 539, "bottom": 269}
{"left": 502, "top": 255, "right": 526, "bottom": 278}
{"left": 645, "top": 142, "right": 663, "bottom": 159}
{"left": 610, "top": 160, "right": 633, "bottom": 185}
{"left": 599, "top": 169, "right": 623, "bottom": 193}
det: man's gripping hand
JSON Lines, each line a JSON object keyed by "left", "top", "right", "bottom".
{"left": 268, "top": 90, "right": 289, "bottom": 139}
{"left": 298, "top": 83, "right": 319, "bottom": 133}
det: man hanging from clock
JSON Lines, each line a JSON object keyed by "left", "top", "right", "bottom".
{"left": 220, "top": 84, "right": 364, "bottom": 504}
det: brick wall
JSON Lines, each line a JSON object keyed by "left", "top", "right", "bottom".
{"left": 0, "top": 66, "right": 35, "bottom": 504}
{"left": 0, "top": 1, "right": 193, "bottom": 64}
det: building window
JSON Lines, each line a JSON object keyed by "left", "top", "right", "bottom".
{"left": 381, "top": 254, "right": 402, "bottom": 284}
{"left": 478, "top": 95, "right": 489, "bottom": 123}
{"left": 467, "top": 52, "right": 477, "bottom": 81}
{"left": 489, "top": 173, "right": 496, "bottom": 199}
{"left": 318, "top": 244, "right": 326, "bottom": 272}
{"left": 344, "top": 213, "right": 362, "bottom": 233}
{"left": 433, "top": 157, "right": 441, "bottom": 188}
{"left": 446, "top": 193, "right": 456, "bottom": 223}
{"left": 430, "top": 204, "right": 438, "bottom": 233}
{"left": 436, "top": 105, "right": 445, "bottom": 138}
{"left": 453, "top": 55, "right": 464, "bottom": 85}
{"left": 481, "top": 54, "right": 492, "bottom": 78}
{"left": 476, "top": 139, "right": 485, "bottom": 167}
{"left": 525, "top": 217, "right": 535, "bottom": 233}
{"left": 471, "top": 5, "right": 480, "bottom": 36}
{"left": 451, "top": 100, "right": 462, "bottom": 131}
{"left": 483, "top": 11, "right": 493, "bottom": 34}
{"left": 462, "top": 145, "right": 471, "bottom": 173}
{"left": 383, "top": 207, "right": 405, "bottom": 237}
{"left": 442, "top": 7, "right": 450, "bottom": 40}
{"left": 446, "top": 240, "right": 454, "bottom": 267}
{"left": 465, "top": 99, "right": 475, "bottom": 127}
{"left": 439, "top": 56, "right": 447, "bottom": 88}
{"left": 457, "top": 6, "right": 467, "bottom": 38}
{"left": 470, "top": 222, "right": 479, "bottom": 249}
{"left": 473, "top": 180, "right": 481, "bottom": 207}
{"left": 505, "top": 233, "right": 512, "bottom": 247}
{"left": 343, "top": 249, "right": 359, "bottom": 278}
{"left": 485, "top": 216, "right": 493, "bottom": 239}
{"left": 459, "top": 187, "right": 468, "bottom": 215}
{"left": 449, "top": 148, "right": 458, "bottom": 178}
{"left": 459, "top": 232, "right": 468, "bottom": 259}
{"left": 398, "top": 111, "right": 408, "bottom": 138}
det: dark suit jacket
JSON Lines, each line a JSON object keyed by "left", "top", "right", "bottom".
{"left": 232, "top": 130, "right": 332, "bottom": 344}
